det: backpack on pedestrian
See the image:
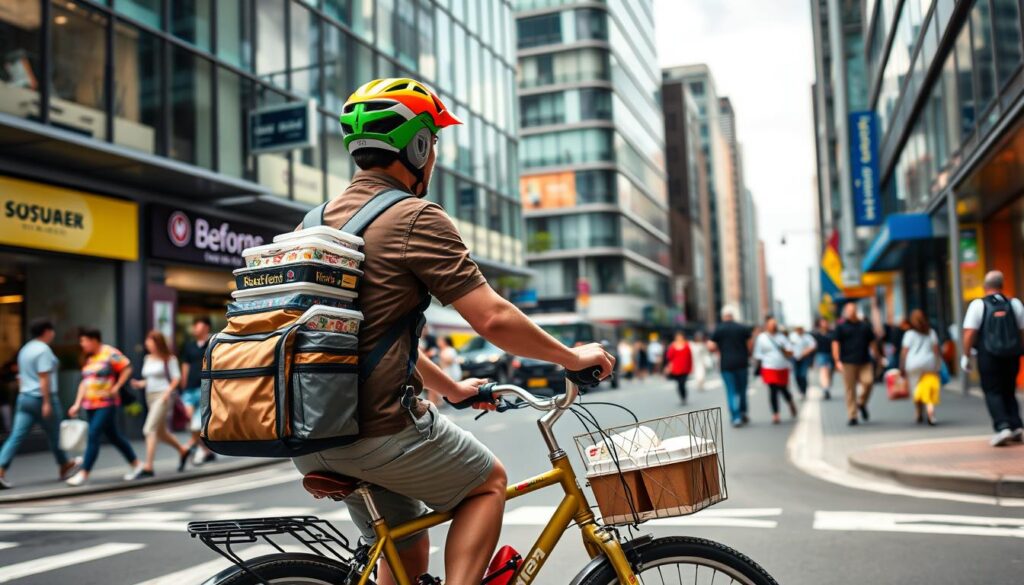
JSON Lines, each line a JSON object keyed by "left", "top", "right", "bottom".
{"left": 980, "top": 295, "right": 1023, "bottom": 358}
{"left": 199, "top": 190, "right": 428, "bottom": 458}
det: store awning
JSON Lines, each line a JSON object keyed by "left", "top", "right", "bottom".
{"left": 861, "top": 213, "right": 934, "bottom": 273}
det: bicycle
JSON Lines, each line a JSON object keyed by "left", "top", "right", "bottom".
{"left": 189, "top": 370, "right": 779, "bottom": 585}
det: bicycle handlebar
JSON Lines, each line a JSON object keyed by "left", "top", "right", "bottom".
{"left": 446, "top": 365, "right": 605, "bottom": 412}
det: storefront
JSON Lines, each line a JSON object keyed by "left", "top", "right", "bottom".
{"left": 146, "top": 204, "right": 277, "bottom": 349}
{"left": 0, "top": 174, "right": 138, "bottom": 427}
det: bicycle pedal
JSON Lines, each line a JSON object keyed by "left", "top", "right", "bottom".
{"left": 415, "top": 574, "right": 442, "bottom": 584}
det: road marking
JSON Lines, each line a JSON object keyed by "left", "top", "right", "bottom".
{"left": 0, "top": 542, "right": 17, "bottom": 551}
{"left": 0, "top": 542, "right": 145, "bottom": 583}
{"left": 187, "top": 503, "right": 245, "bottom": 513}
{"left": 133, "top": 545, "right": 280, "bottom": 585}
{"left": 0, "top": 514, "right": 20, "bottom": 522}
{"left": 0, "top": 521, "right": 186, "bottom": 532}
{"left": 213, "top": 506, "right": 317, "bottom": 519}
{"left": 109, "top": 511, "right": 193, "bottom": 522}
{"left": 32, "top": 512, "right": 107, "bottom": 522}
{"left": 814, "top": 511, "right": 1024, "bottom": 539}
{"left": 787, "top": 387, "right": 1024, "bottom": 507}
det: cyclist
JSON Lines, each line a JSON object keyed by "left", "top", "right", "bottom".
{"left": 291, "top": 78, "right": 614, "bottom": 585}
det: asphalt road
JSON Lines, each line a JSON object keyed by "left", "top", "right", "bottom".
{"left": 2, "top": 376, "right": 1023, "bottom": 584}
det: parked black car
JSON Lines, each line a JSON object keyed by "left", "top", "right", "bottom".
{"left": 458, "top": 337, "right": 512, "bottom": 383}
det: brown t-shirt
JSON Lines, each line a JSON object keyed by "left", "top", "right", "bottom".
{"left": 305, "top": 170, "right": 487, "bottom": 436}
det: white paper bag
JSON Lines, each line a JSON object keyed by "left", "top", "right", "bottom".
{"left": 59, "top": 419, "right": 89, "bottom": 454}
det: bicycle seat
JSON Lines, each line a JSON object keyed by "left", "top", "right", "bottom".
{"left": 302, "top": 471, "right": 360, "bottom": 501}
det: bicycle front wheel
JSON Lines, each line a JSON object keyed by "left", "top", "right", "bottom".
{"left": 575, "top": 536, "right": 778, "bottom": 585}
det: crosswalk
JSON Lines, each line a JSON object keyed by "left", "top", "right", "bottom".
{"left": 0, "top": 543, "right": 145, "bottom": 583}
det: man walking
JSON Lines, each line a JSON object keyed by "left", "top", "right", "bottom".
{"left": 789, "top": 325, "right": 817, "bottom": 399}
{"left": 832, "top": 303, "right": 879, "bottom": 426}
{"left": 709, "top": 306, "right": 753, "bottom": 427}
{"left": 961, "top": 270, "right": 1024, "bottom": 446}
{"left": 0, "top": 319, "right": 79, "bottom": 489}
{"left": 179, "top": 316, "right": 216, "bottom": 468}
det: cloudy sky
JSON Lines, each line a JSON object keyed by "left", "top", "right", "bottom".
{"left": 653, "top": 0, "right": 819, "bottom": 326}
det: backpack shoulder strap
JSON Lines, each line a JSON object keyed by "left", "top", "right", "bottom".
{"left": 341, "top": 189, "right": 415, "bottom": 236}
{"left": 301, "top": 201, "right": 329, "bottom": 229}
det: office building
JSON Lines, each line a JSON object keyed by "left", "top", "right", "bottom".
{"left": 516, "top": 0, "right": 672, "bottom": 329}
{"left": 0, "top": 0, "right": 522, "bottom": 436}
{"left": 662, "top": 74, "right": 715, "bottom": 329}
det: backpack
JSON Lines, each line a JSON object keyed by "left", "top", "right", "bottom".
{"left": 980, "top": 294, "right": 1023, "bottom": 358}
{"left": 200, "top": 189, "right": 429, "bottom": 457}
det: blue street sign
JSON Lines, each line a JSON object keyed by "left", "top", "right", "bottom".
{"left": 848, "top": 111, "right": 882, "bottom": 227}
{"left": 249, "top": 101, "right": 317, "bottom": 154}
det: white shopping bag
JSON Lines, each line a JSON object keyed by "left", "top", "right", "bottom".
{"left": 59, "top": 419, "right": 89, "bottom": 454}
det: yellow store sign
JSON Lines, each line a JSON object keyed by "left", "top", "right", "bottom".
{"left": 0, "top": 176, "right": 138, "bottom": 261}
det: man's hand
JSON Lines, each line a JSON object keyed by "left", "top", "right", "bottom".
{"left": 41, "top": 400, "right": 52, "bottom": 419}
{"left": 565, "top": 343, "right": 615, "bottom": 378}
{"left": 960, "top": 355, "right": 972, "bottom": 373}
{"left": 835, "top": 362, "right": 845, "bottom": 373}
{"left": 446, "top": 378, "right": 495, "bottom": 410}
{"left": 68, "top": 402, "right": 81, "bottom": 418}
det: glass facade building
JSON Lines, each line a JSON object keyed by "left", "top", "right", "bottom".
{"left": 0, "top": 0, "right": 522, "bottom": 440}
{"left": 515, "top": 0, "right": 671, "bottom": 326}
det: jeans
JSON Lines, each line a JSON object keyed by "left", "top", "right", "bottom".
{"left": 83, "top": 406, "right": 137, "bottom": 472}
{"left": 977, "top": 352, "right": 1023, "bottom": 432}
{"left": 673, "top": 373, "right": 690, "bottom": 401}
{"left": 0, "top": 394, "right": 68, "bottom": 470}
{"left": 721, "top": 368, "right": 749, "bottom": 423}
{"left": 793, "top": 358, "right": 811, "bottom": 396}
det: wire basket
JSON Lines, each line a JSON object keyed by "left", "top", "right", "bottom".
{"left": 574, "top": 408, "right": 727, "bottom": 526}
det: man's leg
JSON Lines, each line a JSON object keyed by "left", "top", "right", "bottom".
{"left": 734, "top": 369, "right": 749, "bottom": 417}
{"left": 720, "top": 370, "right": 740, "bottom": 423}
{"left": 444, "top": 461, "right": 507, "bottom": 585}
{"left": 38, "top": 397, "right": 68, "bottom": 467}
{"left": 1000, "top": 358, "right": 1022, "bottom": 430}
{"left": 857, "top": 364, "right": 874, "bottom": 406}
{"left": 0, "top": 395, "right": 41, "bottom": 474}
{"left": 978, "top": 354, "right": 1011, "bottom": 431}
{"left": 842, "top": 364, "right": 858, "bottom": 421}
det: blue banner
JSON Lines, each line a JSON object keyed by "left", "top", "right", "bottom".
{"left": 848, "top": 111, "right": 882, "bottom": 227}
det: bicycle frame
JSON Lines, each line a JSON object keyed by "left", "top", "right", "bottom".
{"left": 352, "top": 451, "right": 637, "bottom": 585}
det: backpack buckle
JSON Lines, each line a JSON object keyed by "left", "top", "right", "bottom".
{"left": 400, "top": 385, "right": 418, "bottom": 410}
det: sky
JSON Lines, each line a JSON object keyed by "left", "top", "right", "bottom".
{"left": 653, "top": 0, "right": 819, "bottom": 326}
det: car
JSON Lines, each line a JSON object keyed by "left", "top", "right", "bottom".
{"left": 511, "top": 356, "right": 566, "bottom": 396}
{"left": 509, "top": 313, "right": 621, "bottom": 393}
{"left": 458, "top": 337, "right": 512, "bottom": 383}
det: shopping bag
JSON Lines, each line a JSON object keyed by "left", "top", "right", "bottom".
{"left": 170, "top": 396, "right": 190, "bottom": 432}
{"left": 59, "top": 419, "right": 89, "bottom": 454}
{"left": 884, "top": 369, "right": 908, "bottom": 400}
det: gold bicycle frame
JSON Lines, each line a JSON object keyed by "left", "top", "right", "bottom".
{"left": 351, "top": 452, "right": 638, "bottom": 585}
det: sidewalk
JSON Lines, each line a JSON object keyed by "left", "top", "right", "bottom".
{"left": 815, "top": 380, "right": 1024, "bottom": 497}
{"left": 0, "top": 431, "right": 272, "bottom": 503}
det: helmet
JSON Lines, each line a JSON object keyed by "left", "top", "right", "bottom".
{"left": 340, "top": 78, "right": 461, "bottom": 170}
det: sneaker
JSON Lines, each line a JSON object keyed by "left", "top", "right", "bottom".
{"left": 789, "top": 402, "right": 798, "bottom": 418}
{"left": 771, "top": 414, "right": 781, "bottom": 425}
{"left": 0, "top": 476, "right": 11, "bottom": 490}
{"left": 731, "top": 419, "right": 742, "bottom": 428}
{"left": 59, "top": 457, "right": 82, "bottom": 481}
{"left": 123, "top": 464, "right": 146, "bottom": 481}
{"left": 824, "top": 390, "right": 831, "bottom": 400}
{"left": 1012, "top": 428, "right": 1024, "bottom": 443}
{"left": 193, "top": 449, "right": 217, "bottom": 466}
{"left": 991, "top": 428, "right": 1014, "bottom": 447}
{"left": 66, "top": 470, "right": 88, "bottom": 487}
{"left": 179, "top": 445, "right": 196, "bottom": 473}
{"left": 848, "top": 418, "right": 859, "bottom": 426}
{"left": 858, "top": 405, "right": 870, "bottom": 421}
{"left": 741, "top": 414, "right": 750, "bottom": 424}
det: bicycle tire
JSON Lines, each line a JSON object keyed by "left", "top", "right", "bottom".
{"left": 202, "top": 553, "right": 367, "bottom": 585}
{"left": 573, "top": 536, "right": 778, "bottom": 585}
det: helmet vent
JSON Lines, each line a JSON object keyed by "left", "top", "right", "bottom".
{"left": 363, "top": 117, "right": 403, "bottom": 134}
{"left": 361, "top": 101, "right": 392, "bottom": 112}
{"left": 385, "top": 82, "right": 407, "bottom": 92}
{"left": 431, "top": 95, "right": 443, "bottom": 113}
{"left": 411, "top": 85, "right": 428, "bottom": 96}
{"left": 340, "top": 122, "right": 354, "bottom": 134}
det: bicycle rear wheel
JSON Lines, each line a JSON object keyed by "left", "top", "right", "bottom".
{"left": 204, "top": 553, "right": 365, "bottom": 585}
{"left": 574, "top": 536, "right": 778, "bottom": 585}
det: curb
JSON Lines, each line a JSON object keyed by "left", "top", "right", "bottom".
{"left": 848, "top": 442, "right": 1024, "bottom": 499}
{"left": 0, "top": 458, "right": 279, "bottom": 504}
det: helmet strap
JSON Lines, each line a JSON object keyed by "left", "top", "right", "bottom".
{"left": 398, "top": 150, "right": 427, "bottom": 197}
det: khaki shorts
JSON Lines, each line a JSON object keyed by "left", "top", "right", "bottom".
{"left": 142, "top": 392, "right": 170, "bottom": 435}
{"left": 292, "top": 403, "right": 496, "bottom": 549}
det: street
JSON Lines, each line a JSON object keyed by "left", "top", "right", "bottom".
{"left": 1, "top": 376, "right": 1023, "bottom": 584}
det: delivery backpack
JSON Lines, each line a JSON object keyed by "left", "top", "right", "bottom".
{"left": 980, "top": 294, "right": 1023, "bottom": 358}
{"left": 200, "top": 189, "right": 429, "bottom": 457}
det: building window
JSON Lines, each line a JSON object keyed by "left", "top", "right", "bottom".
{"left": 51, "top": 1, "right": 108, "bottom": 141}
{"left": 519, "top": 128, "right": 613, "bottom": 168}
{"left": 113, "top": 23, "right": 163, "bottom": 155}
{"left": 939, "top": 50, "right": 961, "bottom": 156}
{"left": 418, "top": 1, "right": 435, "bottom": 82}
{"left": 169, "top": 47, "right": 213, "bottom": 168}
{"left": 992, "top": 0, "right": 1023, "bottom": 90}
{"left": 377, "top": 0, "right": 395, "bottom": 56}
{"left": 170, "top": 0, "right": 212, "bottom": 51}
{"left": 117, "top": 0, "right": 161, "bottom": 29}
{"left": 217, "top": 67, "right": 252, "bottom": 179}
{"left": 517, "top": 12, "right": 561, "bottom": 48}
{"left": 520, "top": 91, "right": 565, "bottom": 127}
{"left": 290, "top": 3, "right": 321, "bottom": 100}
{"left": 256, "top": 0, "right": 287, "bottom": 89}
{"left": 970, "top": 0, "right": 998, "bottom": 121}
{"left": 689, "top": 81, "right": 704, "bottom": 96}
{"left": 1, "top": 0, "right": 43, "bottom": 121}
{"left": 215, "top": 0, "right": 252, "bottom": 70}
{"left": 395, "top": 0, "right": 418, "bottom": 70}
{"left": 954, "top": 21, "right": 976, "bottom": 140}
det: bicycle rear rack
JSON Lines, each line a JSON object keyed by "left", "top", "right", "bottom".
{"left": 188, "top": 516, "right": 360, "bottom": 584}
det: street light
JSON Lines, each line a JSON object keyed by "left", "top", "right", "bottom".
{"left": 779, "top": 229, "right": 817, "bottom": 246}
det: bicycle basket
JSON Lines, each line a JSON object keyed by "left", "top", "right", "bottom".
{"left": 574, "top": 407, "right": 727, "bottom": 526}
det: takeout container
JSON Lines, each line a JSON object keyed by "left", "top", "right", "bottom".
{"left": 297, "top": 306, "right": 365, "bottom": 335}
{"left": 227, "top": 282, "right": 358, "bottom": 317}
{"left": 233, "top": 262, "right": 362, "bottom": 293}
{"left": 273, "top": 226, "right": 364, "bottom": 250}
{"left": 242, "top": 237, "right": 365, "bottom": 271}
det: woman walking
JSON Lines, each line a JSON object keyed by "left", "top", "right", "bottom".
{"left": 65, "top": 328, "right": 142, "bottom": 486}
{"left": 664, "top": 332, "right": 694, "bottom": 403}
{"left": 754, "top": 317, "right": 798, "bottom": 424}
{"left": 129, "top": 331, "right": 191, "bottom": 478}
{"left": 433, "top": 336, "right": 462, "bottom": 406}
{"left": 900, "top": 310, "right": 942, "bottom": 425}
{"left": 689, "top": 332, "right": 711, "bottom": 391}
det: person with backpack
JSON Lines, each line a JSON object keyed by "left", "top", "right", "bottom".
{"left": 961, "top": 270, "right": 1024, "bottom": 446}
{"left": 285, "top": 78, "right": 614, "bottom": 585}
{"left": 128, "top": 331, "right": 191, "bottom": 479}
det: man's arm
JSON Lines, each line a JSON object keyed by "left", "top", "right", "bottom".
{"left": 181, "top": 362, "right": 191, "bottom": 389}
{"left": 832, "top": 339, "right": 843, "bottom": 371}
{"left": 452, "top": 285, "right": 613, "bottom": 375}
{"left": 38, "top": 371, "right": 53, "bottom": 418}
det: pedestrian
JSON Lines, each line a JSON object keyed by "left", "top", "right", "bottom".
{"left": 128, "top": 331, "right": 191, "bottom": 479}
{"left": 754, "top": 316, "right": 798, "bottom": 424}
{"left": 832, "top": 303, "right": 880, "bottom": 426}
{"left": 433, "top": 336, "right": 461, "bottom": 406}
{"left": 634, "top": 339, "right": 649, "bottom": 381}
{"left": 617, "top": 338, "right": 634, "bottom": 380}
{"left": 690, "top": 331, "right": 712, "bottom": 392}
{"left": 64, "top": 328, "right": 142, "bottom": 486}
{"left": 811, "top": 318, "right": 835, "bottom": 399}
{"left": 789, "top": 325, "right": 817, "bottom": 399}
{"left": 960, "top": 270, "right": 1024, "bottom": 446}
{"left": 900, "top": 310, "right": 941, "bottom": 426}
{"left": 179, "top": 316, "right": 216, "bottom": 467}
{"left": 709, "top": 305, "right": 754, "bottom": 427}
{"left": 647, "top": 334, "right": 665, "bottom": 376}
{"left": 0, "top": 319, "right": 80, "bottom": 489}
{"left": 664, "top": 332, "right": 693, "bottom": 403}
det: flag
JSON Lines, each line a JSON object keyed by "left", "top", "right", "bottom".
{"left": 820, "top": 231, "right": 842, "bottom": 320}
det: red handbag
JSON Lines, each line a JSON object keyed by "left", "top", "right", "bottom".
{"left": 171, "top": 396, "right": 190, "bottom": 431}
{"left": 885, "top": 369, "right": 909, "bottom": 400}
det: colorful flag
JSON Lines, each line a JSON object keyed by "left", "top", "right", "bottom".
{"left": 820, "top": 231, "right": 842, "bottom": 320}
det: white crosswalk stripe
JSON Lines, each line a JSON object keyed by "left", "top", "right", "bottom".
{"left": 132, "top": 545, "right": 280, "bottom": 585}
{"left": 814, "top": 511, "right": 1024, "bottom": 539}
{"left": 0, "top": 542, "right": 145, "bottom": 583}
{"left": 0, "top": 541, "right": 17, "bottom": 551}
